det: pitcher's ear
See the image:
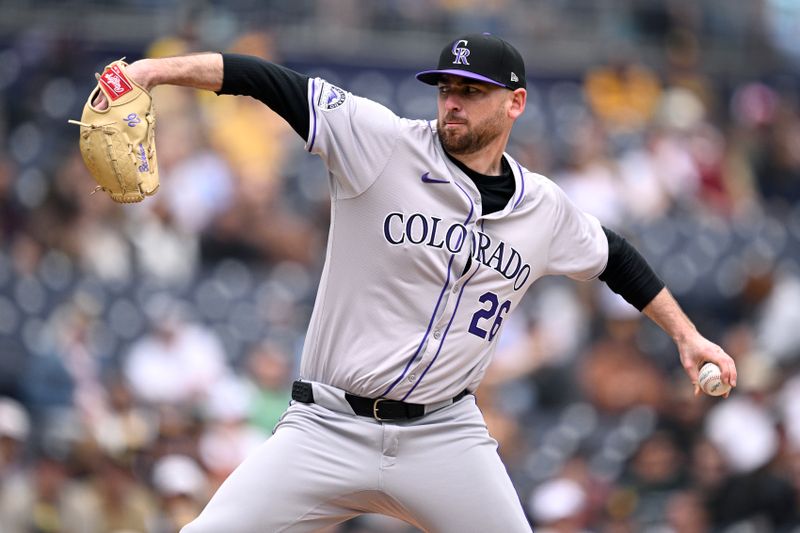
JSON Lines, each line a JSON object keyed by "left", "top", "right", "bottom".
{"left": 508, "top": 88, "right": 527, "bottom": 119}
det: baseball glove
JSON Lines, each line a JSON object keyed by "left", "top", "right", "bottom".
{"left": 69, "top": 59, "right": 159, "bottom": 203}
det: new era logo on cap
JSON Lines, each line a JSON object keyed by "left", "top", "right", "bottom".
{"left": 416, "top": 33, "right": 526, "bottom": 91}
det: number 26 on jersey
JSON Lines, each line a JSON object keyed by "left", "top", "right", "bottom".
{"left": 469, "top": 291, "right": 511, "bottom": 342}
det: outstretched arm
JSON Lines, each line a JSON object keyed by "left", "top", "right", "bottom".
{"left": 643, "top": 287, "right": 737, "bottom": 396}
{"left": 600, "top": 227, "right": 737, "bottom": 395}
{"left": 129, "top": 53, "right": 224, "bottom": 91}
{"left": 92, "top": 53, "right": 310, "bottom": 138}
{"left": 94, "top": 53, "right": 223, "bottom": 107}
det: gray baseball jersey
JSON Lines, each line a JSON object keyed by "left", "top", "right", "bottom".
{"left": 300, "top": 78, "right": 608, "bottom": 404}
{"left": 182, "top": 76, "right": 609, "bottom": 533}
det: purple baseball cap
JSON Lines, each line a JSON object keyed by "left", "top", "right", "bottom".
{"left": 416, "top": 33, "right": 526, "bottom": 90}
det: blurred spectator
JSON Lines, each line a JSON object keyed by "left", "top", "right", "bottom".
{"left": 244, "top": 341, "right": 292, "bottom": 435}
{"left": 81, "top": 453, "right": 157, "bottom": 533}
{"left": 0, "top": 397, "right": 29, "bottom": 477}
{"left": 129, "top": 202, "right": 198, "bottom": 284}
{"left": 619, "top": 431, "right": 686, "bottom": 528}
{"left": 578, "top": 314, "right": 667, "bottom": 414}
{"left": 664, "top": 489, "right": 709, "bottom": 533}
{"left": 749, "top": 267, "right": 800, "bottom": 365}
{"left": 123, "top": 296, "right": 229, "bottom": 407}
{"left": 49, "top": 295, "right": 110, "bottom": 425}
{"left": 556, "top": 120, "right": 626, "bottom": 228}
{"left": 0, "top": 157, "right": 24, "bottom": 243}
{"left": 584, "top": 58, "right": 662, "bottom": 135}
{"left": 92, "top": 378, "right": 158, "bottom": 459}
{"left": 788, "top": 450, "right": 800, "bottom": 521}
{"left": 782, "top": 374, "right": 800, "bottom": 452}
{"left": 158, "top": 148, "right": 234, "bottom": 236}
{"left": 150, "top": 454, "right": 209, "bottom": 533}
{"left": 703, "top": 395, "right": 797, "bottom": 529}
{"left": 198, "top": 374, "right": 266, "bottom": 487}
{"left": 201, "top": 32, "right": 292, "bottom": 189}
{"left": 51, "top": 149, "right": 133, "bottom": 283}
{"left": 616, "top": 135, "right": 672, "bottom": 222}
{"left": 753, "top": 101, "right": 800, "bottom": 207}
{"left": 527, "top": 477, "right": 588, "bottom": 533}
{"left": 0, "top": 455, "right": 97, "bottom": 533}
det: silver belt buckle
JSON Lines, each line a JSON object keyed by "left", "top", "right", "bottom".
{"left": 372, "top": 398, "right": 388, "bottom": 421}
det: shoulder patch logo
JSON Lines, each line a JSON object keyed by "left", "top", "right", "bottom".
{"left": 317, "top": 83, "right": 346, "bottom": 110}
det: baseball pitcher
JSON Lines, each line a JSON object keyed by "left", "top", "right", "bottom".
{"left": 85, "top": 34, "right": 737, "bottom": 532}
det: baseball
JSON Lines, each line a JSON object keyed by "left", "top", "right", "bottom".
{"left": 698, "top": 362, "right": 731, "bottom": 396}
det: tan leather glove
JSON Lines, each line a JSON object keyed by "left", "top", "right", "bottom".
{"left": 69, "top": 59, "right": 159, "bottom": 203}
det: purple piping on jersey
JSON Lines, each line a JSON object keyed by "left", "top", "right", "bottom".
{"left": 383, "top": 180, "right": 476, "bottom": 396}
{"left": 452, "top": 179, "right": 475, "bottom": 225}
{"left": 308, "top": 79, "right": 318, "bottom": 152}
{"left": 513, "top": 161, "right": 526, "bottom": 209}
{"left": 401, "top": 266, "right": 480, "bottom": 401}
{"left": 382, "top": 254, "right": 456, "bottom": 396}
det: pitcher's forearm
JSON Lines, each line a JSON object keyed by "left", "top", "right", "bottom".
{"left": 642, "top": 287, "right": 697, "bottom": 344}
{"left": 137, "top": 53, "right": 223, "bottom": 92}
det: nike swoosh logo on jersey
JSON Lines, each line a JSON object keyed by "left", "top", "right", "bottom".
{"left": 421, "top": 172, "right": 450, "bottom": 184}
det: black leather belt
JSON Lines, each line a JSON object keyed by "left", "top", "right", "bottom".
{"left": 291, "top": 380, "right": 469, "bottom": 421}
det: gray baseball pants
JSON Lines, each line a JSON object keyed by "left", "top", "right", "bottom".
{"left": 180, "top": 382, "right": 532, "bottom": 532}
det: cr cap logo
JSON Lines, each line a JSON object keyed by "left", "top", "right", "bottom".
{"left": 451, "top": 40, "right": 470, "bottom": 65}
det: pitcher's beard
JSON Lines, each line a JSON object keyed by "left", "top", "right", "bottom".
{"left": 438, "top": 113, "right": 505, "bottom": 156}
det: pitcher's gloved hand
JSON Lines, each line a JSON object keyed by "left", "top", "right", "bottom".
{"left": 69, "top": 59, "right": 159, "bottom": 203}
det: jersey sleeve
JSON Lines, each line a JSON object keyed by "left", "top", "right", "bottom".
{"left": 217, "top": 54, "right": 310, "bottom": 140}
{"left": 544, "top": 182, "right": 609, "bottom": 281}
{"left": 305, "top": 77, "right": 401, "bottom": 199}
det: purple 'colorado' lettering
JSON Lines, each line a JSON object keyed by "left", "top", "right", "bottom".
{"left": 501, "top": 247, "right": 523, "bottom": 279}
{"left": 383, "top": 212, "right": 405, "bottom": 244}
{"left": 487, "top": 241, "right": 505, "bottom": 271}
{"left": 426, "top": 217, "right": 445, "bottom": 248}
{"left": 475, "top": 232, "right": 491, "bottom": 264}
{"left": 406, "top": 214, "right": 428, "bottom": 244}
{"left": 473, "top": 230, "right": 531, "bottom": 290}
{"left": 382, "top": 212, "right": 530, "bottom": 290}
{"left": 445, "top": 224, "right": 467, "bottom": 254}
{"left": 513, "top": 264, "right": 531, "bottom": 291}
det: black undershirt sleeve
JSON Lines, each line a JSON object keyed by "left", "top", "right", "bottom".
{"left": 599, "top": 227, "right": 665, "bottom": 311}
{"left": 216, "top": 53, "right": 310, "bottom": 140}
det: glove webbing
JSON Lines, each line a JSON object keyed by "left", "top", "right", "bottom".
{"left": 69, "top": 118, "right": 155, "bottom": 201}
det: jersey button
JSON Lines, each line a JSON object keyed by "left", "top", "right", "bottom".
{"left": 433, "top": 330, "right": 441, "bottom": 339}
{"left": 474, "top": 197, "right": 481, "bottom": 205}
{"left": 408, "top": 374, "right": 416, "bottom": 382}
{"left": 452, "top": 285, "right": 459, "bottom": 293}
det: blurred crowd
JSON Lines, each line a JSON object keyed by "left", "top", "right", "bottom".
{"left": 2, "top": 1, "right": 800, "bottom": 532}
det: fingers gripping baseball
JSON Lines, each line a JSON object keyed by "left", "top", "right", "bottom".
{"left": 679, "top": 336, "right": 737, "bottom": 398}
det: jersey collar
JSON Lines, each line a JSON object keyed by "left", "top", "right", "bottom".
{"left": 430, "top": 120, "right": 527, "bottom": 218}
